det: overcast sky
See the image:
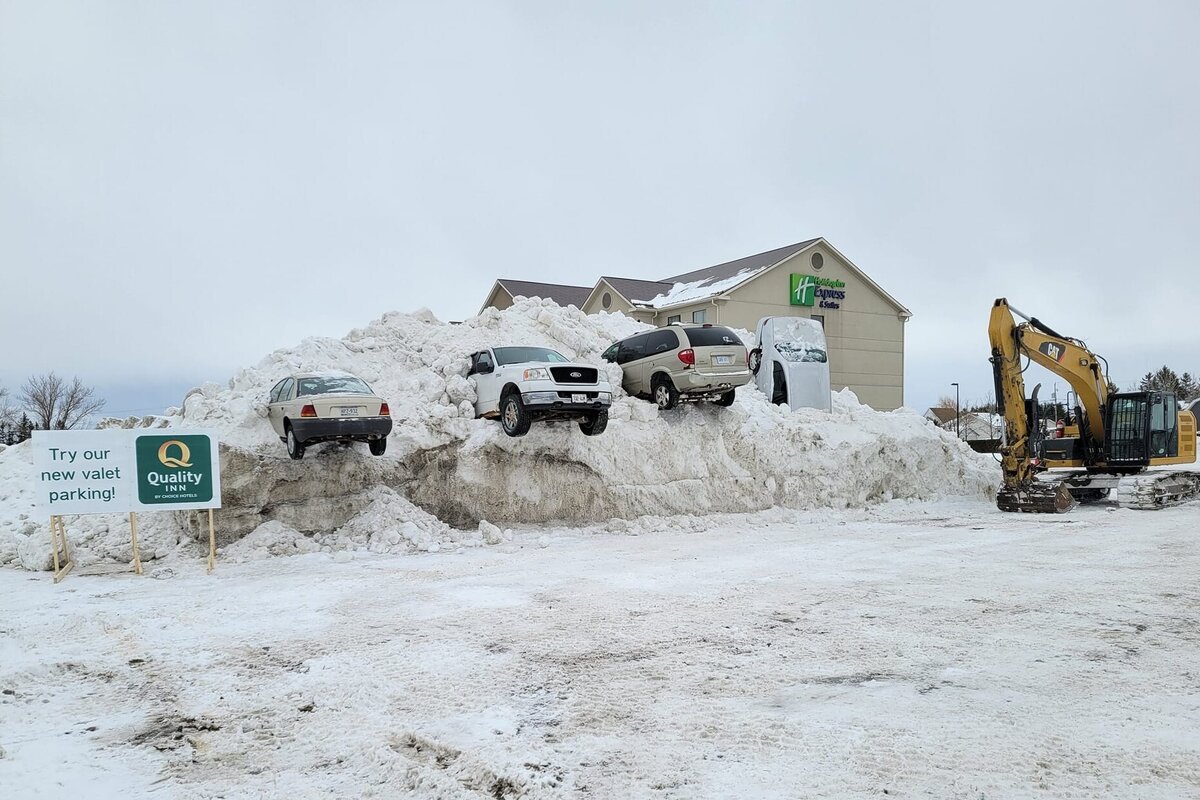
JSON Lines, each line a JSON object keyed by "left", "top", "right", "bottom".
{"left": 2, "top": 1, "right": 1197, "bottom": 417}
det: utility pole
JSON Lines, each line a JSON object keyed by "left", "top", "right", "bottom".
{"left": 951, "top": 382, "right": 960, "bottom": 439}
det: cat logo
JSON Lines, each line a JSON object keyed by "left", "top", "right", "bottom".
{"left": 157, "top": 440, "right": 193, "bottom": 468}
{"left": 1039, "top": 341, "right": 1065, "bottom": 363}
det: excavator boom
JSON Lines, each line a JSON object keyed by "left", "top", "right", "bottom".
{"left": 988, "top": 297, "right": 1197, "bottom": 513}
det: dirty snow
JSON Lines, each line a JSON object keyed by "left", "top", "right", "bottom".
{"left": 0, "top": 299, "right": 996, "bottom": 571}
{"left": 2, "top": 499, "right": 1199, "bottom": 798}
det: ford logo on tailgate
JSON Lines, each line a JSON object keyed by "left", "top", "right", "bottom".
{"left": 570, "top": 371, "right": 582, "bottom": 378}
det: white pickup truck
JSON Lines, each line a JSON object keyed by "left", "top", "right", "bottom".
{"left": 467, "top": 346, "right": 613, "bottom": 437}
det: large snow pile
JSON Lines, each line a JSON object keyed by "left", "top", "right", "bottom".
{"left": 0, "top": 299, "right": 997, "bottom": 570}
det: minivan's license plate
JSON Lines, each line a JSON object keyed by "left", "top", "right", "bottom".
{"left": 714, "top": 355, "right": 733, "bottom": 365}
{"left": 339, "top": 406, "right": 360, "bottom": 416}
{"left": 571, "top": 394, "right": 587, "bottom": 403}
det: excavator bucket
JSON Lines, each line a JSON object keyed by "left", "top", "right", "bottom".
{"left": 997, "top": 480, "right": 1077, "bottom": 513}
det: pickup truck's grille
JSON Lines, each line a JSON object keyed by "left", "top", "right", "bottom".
{"left": 550, "top": 366, "right": 598, "bottom": 384}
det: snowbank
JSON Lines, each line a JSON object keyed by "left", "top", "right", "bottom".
{"left": 0, "top": 299, "right": 996, "bottom": 570}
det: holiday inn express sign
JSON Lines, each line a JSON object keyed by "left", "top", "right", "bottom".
{"left": 34, "top": 429, "right": 222, "bottom": 515}
{"left": 790, "top": 273, "right": 846, "bottom": 309}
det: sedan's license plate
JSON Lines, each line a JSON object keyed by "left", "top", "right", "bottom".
{"left": 714, "top": 355, "right": 733, "bottom": 365}
{"left": 571, "top": 394, "right": 587, "bottom": 403}
{"left": 339, "top": 406, "right": 360, "bottom": 416}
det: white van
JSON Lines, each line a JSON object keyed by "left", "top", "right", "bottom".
{"left": 750, "top": 317, "right": 832, "bottom": 412}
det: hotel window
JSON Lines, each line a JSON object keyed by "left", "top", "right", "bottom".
{"left": 666, "top": 314, "right": 681, "bottom": 324}
{"left": 692, "top": 309, "right": 707, "bottom": 323}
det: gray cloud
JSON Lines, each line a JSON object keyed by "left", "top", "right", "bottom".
{"left": 2, "top": 1, "right": 1197, "bottom": 413}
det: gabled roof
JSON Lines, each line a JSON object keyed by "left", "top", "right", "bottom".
{"left": 599, "top": 276, "right": 674, "bottom": 304}
{"left": 925, "top": 407, "right": 957, "bottom": 425}
{"left": 614, "top": 239, "right": 821, "bottom": 310}
{"left": 627, "top": 237, "right": 910, "bottom": 316}
{"left": 495, "top": 279, "right": 592, "bottom": 309}
{"left": 660, "top": 239, "right": 821, "bottom": 284}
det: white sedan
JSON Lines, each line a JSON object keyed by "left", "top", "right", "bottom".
{"left": 266, "top": 373, "right": 392, "bottom": 459}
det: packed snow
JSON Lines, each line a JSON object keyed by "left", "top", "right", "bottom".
{"left": 0, "top": 298, "right": 995, "bottom": 571}
{"left": 3, "top": 299, "right": 1197, "bottom": 799}
{"left": 3, "top": 499, "right": 1199, "bottom": 798}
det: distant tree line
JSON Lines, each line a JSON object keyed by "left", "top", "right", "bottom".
{"left": 1135, "top": 366, "right": 1199, "bottom": 401}
{"left": 0, "top": 372, "right": 105, "bottom": 445}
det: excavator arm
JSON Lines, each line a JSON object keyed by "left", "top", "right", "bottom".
{"left": 988, "top": 298, "right": 1110, "bottom": 512}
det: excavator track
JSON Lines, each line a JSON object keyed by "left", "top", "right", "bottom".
{"left": 1114, "top": 471, "right": 1200, "bottom": 510}
{"left": 997, "top": 480, "right": 1077, "bottom": 513}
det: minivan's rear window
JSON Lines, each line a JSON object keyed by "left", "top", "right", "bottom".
{"left": 685, "top": 326, "right": 742, "bottom": 347}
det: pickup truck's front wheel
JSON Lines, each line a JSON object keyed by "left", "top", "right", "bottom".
{"left": 500, "top": 392, "right": 532, "bottom": 437}
{"left": 579, "top": 409, "right": 608, "bottom": 436}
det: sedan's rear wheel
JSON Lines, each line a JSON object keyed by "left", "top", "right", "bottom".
{"left": 368, "top": 438, "right": 387, "bottom": 456}
{"left": 286, "top": 425, "right": 306, "bottom": 460}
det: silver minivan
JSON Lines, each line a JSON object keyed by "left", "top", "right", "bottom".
{"left": 602, "top": 324, "right": 751, "bottom": 409}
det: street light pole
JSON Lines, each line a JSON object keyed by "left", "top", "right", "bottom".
{"left": 951, "top": 382, "right": 960, "bottom": 439}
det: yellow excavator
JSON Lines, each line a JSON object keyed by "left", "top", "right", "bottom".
{"left": 988, "top": 298, "right": 1198, "bottom": 512}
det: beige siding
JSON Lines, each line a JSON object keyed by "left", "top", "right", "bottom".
{"left": 581, "top": 282, "right": 659, "bottom": 327}
{"left": 653, "top": 243, "right": 907, "bottom": 410}
{"left": 489, "top": 241, "right": 907, "bottom": 410}
{"left": 582, "top": 280, "right": 635, "bottom": 316}
{"left": 655, "top": 301, "right": 718, "bottom": 325}
{"left": 483, "top": 285, "right": 514, "bottom": 312}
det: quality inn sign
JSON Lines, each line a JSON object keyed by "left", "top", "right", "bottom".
{"left": 34, "top": 429, "right": 222, "bottom": 515}
{"left": 135, "top": 434, "right": 215, "bottom": 505}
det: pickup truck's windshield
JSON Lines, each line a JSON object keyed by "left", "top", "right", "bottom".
{"left": 493, "top": 347, "right": 570, "bottom": 365}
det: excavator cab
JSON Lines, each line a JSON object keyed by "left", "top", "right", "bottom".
{"left": 1104, "top": 391, "right": 1180, "bottom": 466}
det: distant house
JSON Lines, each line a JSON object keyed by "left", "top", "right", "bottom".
{"left": 924, "top": 407, "right": 957, "bottom": 427}
{"left": 960, "top": 412, "right": 1004, "bottom": 442}
{"left": 925, "top": 408, "right": 1003, "bottom": 452}
{"left": 479, "top": 238, "right": 910, "bottom": 410}
{"left": 479, "top": 279, "right": 593, "bottom": 313}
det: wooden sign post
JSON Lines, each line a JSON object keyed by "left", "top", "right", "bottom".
{"left": 129, "top": 512, "right": 144, "bottom": 575}
{"left": 49, "top": 515, "right": 74, "bottom": 583}
{"left": 33, "top": 429, "right": 223, "bottom": 582}
{"left": 206, "top": 508, "right": 217, "bottom": 574}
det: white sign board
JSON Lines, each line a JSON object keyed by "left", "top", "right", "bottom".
{"left": 33, "top": 429, "right": 222, "bottom": 515}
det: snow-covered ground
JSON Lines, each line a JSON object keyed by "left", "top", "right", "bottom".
{"left": 3, "top": 498, "right": 1199, "bottom": 799}
{"left": 0, "top": 299, "right": 996, "bottom": 569}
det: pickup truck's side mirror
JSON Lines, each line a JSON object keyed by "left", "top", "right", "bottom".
{"left": 477, "top": 361, "right": 494, "bottom": 374}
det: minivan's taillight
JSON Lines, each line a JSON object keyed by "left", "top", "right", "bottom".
{"left": 678, "top": 348, "right": 695, "bottom": 366}
{"left": 300, "top": 404, "right": 317, "bottom": 418}
{"left": 379, "top": 402, "right": 390, "bottom": 416}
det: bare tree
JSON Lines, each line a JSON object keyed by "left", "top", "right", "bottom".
{"left": 0, "top": 385, "right": 13, "bottom": 425}
{"left": 935, "top": 394, "right": 959, "bottom": 411}
{"left": 19, "top": 372, "right": 106, "bottom": 431}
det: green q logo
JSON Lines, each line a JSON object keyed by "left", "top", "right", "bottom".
{"left": 790, "top": 274, "right": 816, "bottom": 307}
{"left": 158, "top": 440, "right": 193, "bottom": 468}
